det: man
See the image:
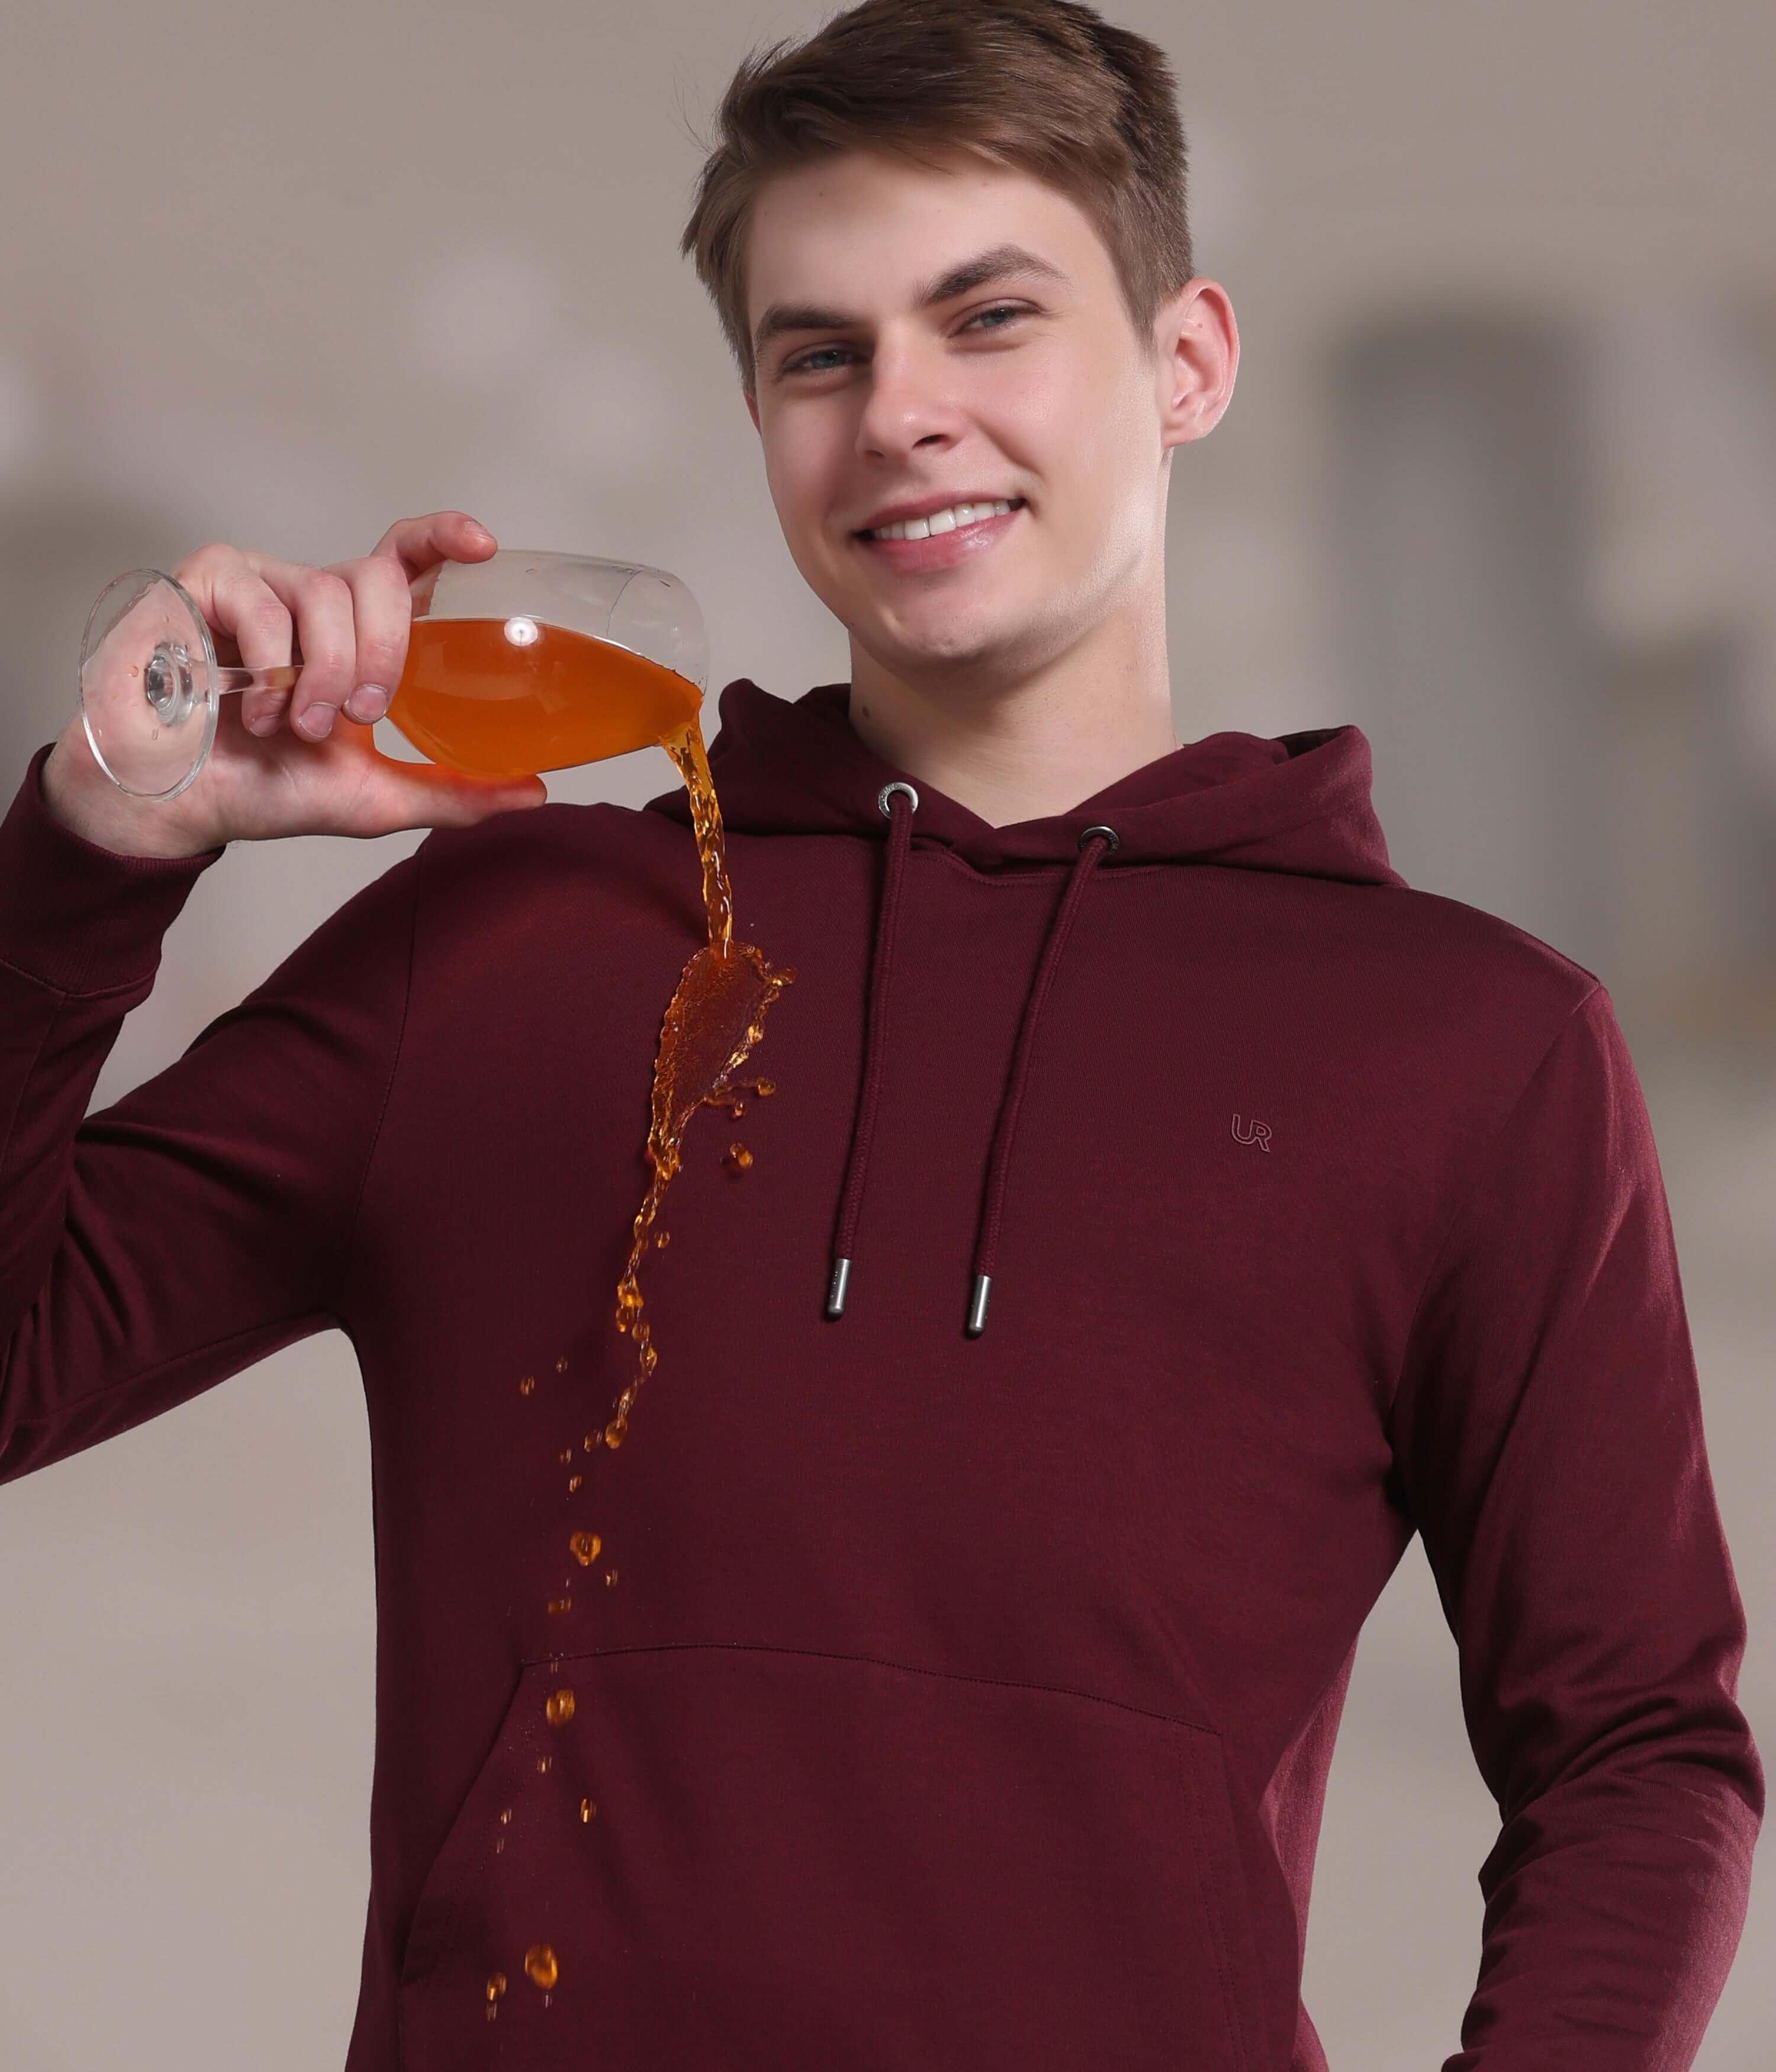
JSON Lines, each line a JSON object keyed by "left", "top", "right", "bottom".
{"left": 3, "top": 1, "right": 1760, "bottom": 2065}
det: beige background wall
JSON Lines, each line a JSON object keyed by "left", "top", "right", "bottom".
{"left": 1, "top": 2, "right": 1771, "bottom": 2064}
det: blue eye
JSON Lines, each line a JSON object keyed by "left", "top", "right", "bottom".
{"left": 784, "top": 303, "right": 1027, "bottom": 377}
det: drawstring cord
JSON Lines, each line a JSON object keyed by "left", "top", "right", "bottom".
{"left": 824, "top": 781, "right": 919, "bottom": 1322}
{"left": 825, "top": 782, "right": 1118, "bottom": 1337}
{"left": 964, "top": 823, "right": 1117, "bottom": 1336}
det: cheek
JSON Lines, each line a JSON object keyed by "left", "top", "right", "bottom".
{"left": 993, "top": 353, "right": 1121, "bottom": 507}
{"left": 761, "top": 414, "right": 832, "bottom": 517}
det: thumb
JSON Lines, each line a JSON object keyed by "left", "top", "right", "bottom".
{"left": 354, "top": 757, "right": 548, "bottom": 835}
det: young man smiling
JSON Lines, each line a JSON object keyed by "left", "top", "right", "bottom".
{"left": 2, "top": 0, "right": 1762, "bottom": 2065}
{"left": 738, "top": 147, "right": 1232, "bottom": 828}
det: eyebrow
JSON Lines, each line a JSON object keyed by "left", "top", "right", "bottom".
{"left": 752, "top": 242, "right": 1072, "bottom": 363}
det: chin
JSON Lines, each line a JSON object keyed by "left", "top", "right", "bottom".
{"left": 871, "top": 629, "right": 1028, "bottom": 685}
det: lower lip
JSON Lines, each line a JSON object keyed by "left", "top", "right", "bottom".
{"left": 854, "top": 503, "right": 1024, "bottom": 572}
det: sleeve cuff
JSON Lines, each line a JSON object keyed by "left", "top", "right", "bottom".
{"left": 0, "top": 743, "right": 225, "bottom": 995}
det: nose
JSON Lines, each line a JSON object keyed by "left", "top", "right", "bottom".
{"left": 854, "top": 336, "right": 966, "bottom": 464}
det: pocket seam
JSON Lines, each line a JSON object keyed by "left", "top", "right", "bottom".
{"left": 519, "top": 1635, "right": 1220, "bottom": 1737}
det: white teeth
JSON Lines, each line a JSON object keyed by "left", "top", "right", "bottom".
{"left": 864, "top": 498, "right": 1016, "bottom": 541}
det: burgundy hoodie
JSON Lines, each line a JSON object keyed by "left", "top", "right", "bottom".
{"left": 0, "top": 680, "right": 1761, "bottom": 2070}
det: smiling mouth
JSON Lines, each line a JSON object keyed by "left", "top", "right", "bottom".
{"left": 854, "top": 497, "right": 1026, "bottom": 542}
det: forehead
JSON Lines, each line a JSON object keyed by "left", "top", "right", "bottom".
{"left": 744, "top": 148, "right": 1106, "bottom": 343}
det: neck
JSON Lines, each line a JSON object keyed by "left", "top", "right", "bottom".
{"left": 844, "top": 587, "right": 1181, "bottom": 829}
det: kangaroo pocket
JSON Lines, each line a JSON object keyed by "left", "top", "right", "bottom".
{"left": 397, "top": 1643, "right": 1262, "bottom": 2070}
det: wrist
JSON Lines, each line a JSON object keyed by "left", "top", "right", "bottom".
{"left": 41, "top": 729, "right": 223, "bottom": 862}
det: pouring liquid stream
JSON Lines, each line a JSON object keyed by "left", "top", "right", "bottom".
{"left": 422, "top": 618, "right": 796, "bottom": 2007}
{"left": 387, "top": 619, "right": 796, "bottom": 1445}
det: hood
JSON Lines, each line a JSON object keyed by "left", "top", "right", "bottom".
{"left": 645, "top": 680, "right": 1402, "bottom": 883}
{"left": 643, "top": 680, "right": 1405, "bottom": 1337}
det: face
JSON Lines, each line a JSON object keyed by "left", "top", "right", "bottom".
{"left": 742, "top": 146, "right": 1234, "bottom": 693}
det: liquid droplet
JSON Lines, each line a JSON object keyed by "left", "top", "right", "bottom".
{"left": 500, "top": 1806, "right": 511, "bottom": 1825}
{"left": 723, "top": 1142, "right": 754, "bottom": 1171}
{"left": 519, "top": 1375, "right": 536, "bottom": 1396}
{"left": 584, "top": 1431, "right": 599, "bottom": 1452}
{"left": 537, "top": 1754, "right": 553, "bottom": 1773}
{"left": 545, "top": 1688, "right": 576, "bottom": 1726}
{"left": 496, "top": 1835, "right": 505, "bottom": 1853}
{"left": 654, "top": 1228, "right": 671, "bottom": 1249}
{"left": 756, "top": 1078, "right": 776, "bottom": 1096}
{"left": 555, "top": 1354, "right": 569, "bottom": 1372}
{"left": 604, "top": 1568, "right": 619, "bottom": 1588}
{"left": 548, "top": 1595, "right": 572, "bottom": 1616}
{"left": 488, "top": 1973, "right": 507, "bottom": 2002}
{"left": 567, "top": 1473, "right": 583, "bottom": 1494}
{"left": 604, "top": 1418, "right": 626, "bottom": 1450}
{"left": 731, "top": 1099, "right": 746, "bottom": 1117}
{"left": 570, "top": 1532, "right": 601, "bottom": 1566}
{"left": 581, "top": 1798, "right": 596, "bottom": 1822}
{"left": 524, "top": 1944, "right": 559, "bottom": 1991}
{"left": 558, "top": 1447, "right": 572, "bottom": 1465}
{"left": 543, "top": 1992, "right": 552, "bottom": 2009}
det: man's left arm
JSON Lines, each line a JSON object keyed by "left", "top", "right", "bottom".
{"left": 1388, "top": 982, "right": 1763, "bottom": 2071}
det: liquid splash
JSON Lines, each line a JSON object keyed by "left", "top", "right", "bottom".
{"left": 604, "top": 722, "right": 794, "bottom": 1449}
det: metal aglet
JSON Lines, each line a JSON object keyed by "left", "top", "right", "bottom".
{"left": 965, "top": 1272, "right": 992, "bottom": 1338}
{"left": 825, "top": 1256, "right": 852, "bottom": 1319}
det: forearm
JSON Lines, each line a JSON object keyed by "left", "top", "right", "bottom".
{"left": 1444, "top": 1751, "right": 1759, "bottom": 2069}
{"left": 0, "top": 746, "right": 215, "bottom": 1352}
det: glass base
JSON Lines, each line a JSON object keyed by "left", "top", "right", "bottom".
{"left": 79, "top": 570, "right": 220, "bottom": 800}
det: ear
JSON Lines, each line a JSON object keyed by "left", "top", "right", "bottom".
{"left": 1154, "top": 278, "right": 1239, "bottom": 452}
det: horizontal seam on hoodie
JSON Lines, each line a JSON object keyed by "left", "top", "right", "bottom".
{"left": 919, "top": 848, "right": 1376, "bottom": 889}
{"left": 515, "top": 1635, "right": 1221, "bottom": 1736}
{"left": 0, "top": 950, "right": 153, "bottom": 1003}
{"left": 1384, "top": 979, "right": 1604, "bottom": 1431}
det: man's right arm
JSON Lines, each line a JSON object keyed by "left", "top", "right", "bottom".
{"left": 0, "top": 742, "right": 423, "bottom": 1482}
{"left": 2, "top": 510, "right": 548, "bottom": 1481}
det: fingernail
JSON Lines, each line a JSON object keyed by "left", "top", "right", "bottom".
{"left": 296, "top": 704, "right": 336, "bottom": 739}
{"left": 246, "top": 712, "right": 279, "bottom": 736}
{"left": 346, "top": 684, "right": 390, "bottom": 723}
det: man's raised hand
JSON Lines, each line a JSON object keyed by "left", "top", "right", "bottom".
{"left": 42, "top": 510, "right": 547, "bottom": 858}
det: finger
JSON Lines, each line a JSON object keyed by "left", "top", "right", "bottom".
{"left": 368, "top": 510, "right": 497, "bottom": 584}
{"left": 204, "top": 564, "right": 297, "bottom": 735}
{"left": 244, "top": 558, "right": 359, "bottom": 741}
{"left": 328, "top": 554, "right": 416, "bottom": 726}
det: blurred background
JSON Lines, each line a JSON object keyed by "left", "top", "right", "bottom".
{"left": 0, "top": 1, "right": 1771, "bottom": 2064}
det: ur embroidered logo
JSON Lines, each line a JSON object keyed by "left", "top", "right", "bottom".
{"left": 1231, "top": 1114, "right": 1272, "bottom": 1152}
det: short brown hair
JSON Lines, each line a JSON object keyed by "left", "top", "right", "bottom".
{"left": 678, "top": 0, "right": 1193, "bottom": 398}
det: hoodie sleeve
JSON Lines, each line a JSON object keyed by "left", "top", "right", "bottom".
{"left": 0, "top": 744, "right": 420, "bottom": 1484}
{"left": 1388, "top": 982, "right": 1763, "bottom": 2071}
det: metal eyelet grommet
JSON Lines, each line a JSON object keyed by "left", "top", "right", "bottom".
{"left": 878, "top": 781, "right": 920, "bottom": 818}
{"left": 1078, "top": 823, "right": 1119, "bottom": 852}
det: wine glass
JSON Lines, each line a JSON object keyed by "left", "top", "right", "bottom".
{"left": 76, "top": 549, "right": 707, "bottom": 800}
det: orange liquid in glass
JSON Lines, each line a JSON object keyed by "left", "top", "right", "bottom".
{"left": 388, "top": 616, "right": 701, "bottom": 779}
